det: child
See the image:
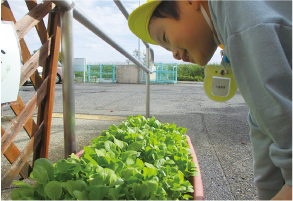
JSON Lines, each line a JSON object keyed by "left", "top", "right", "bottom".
{"left": 129, "top": 1, "right": 292, "bottom": 200}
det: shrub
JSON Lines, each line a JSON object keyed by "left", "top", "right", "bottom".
{"left": 177, "top": 64, "right": 205, "bottom": 81}
{"left": 177, "top": 63, "right": 222, "bottom": 82}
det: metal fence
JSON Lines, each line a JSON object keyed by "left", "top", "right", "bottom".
{"left": 74, "top": 64, "right": 115, "bottom": 83}
{"left": 87, "top": 64, "right": 115, "bottom": 83}
{"left": 141, "top": 63, "right": 177, "bottom": 84}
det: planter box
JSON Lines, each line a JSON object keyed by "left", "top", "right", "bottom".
{"left": 75, "top": 135, "right": 204, "bottom": 200}
{"left": 185, "top": 135, "right": 204, "bottom": 200}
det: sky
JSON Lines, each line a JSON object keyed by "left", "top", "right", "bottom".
{"left": 7, "top": 0, "right": 222, "bottom": 65}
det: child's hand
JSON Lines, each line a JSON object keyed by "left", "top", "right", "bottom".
{"left": 271, "top": 184, "right": 292, "bottom": 200}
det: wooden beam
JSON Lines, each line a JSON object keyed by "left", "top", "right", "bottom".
{"left": 20, "top": 37, "right": 52, "bottom": 87}
{"left": 1, "top": 122, "right": 44, "bottom": 188}
{"left": 10, "top": 95, "right": 38, "bottom": 138}
{"left": 1, "top": 77, "right": 48, "bottom": 155}
{"left": 34, "top": 11, "right": 61, "bottom": 160}
{"left": 15, "top": 1, "right": 55, "bottom": 40}
{"left": 1, "top": 127, "right": 32, "bottom": 179}
{"left": 25, "top": 0, "right": 49, "bottom": 44}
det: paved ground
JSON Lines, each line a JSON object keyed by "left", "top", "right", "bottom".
{"left": 1, "top": 82, "right": 257, "bottom": 200}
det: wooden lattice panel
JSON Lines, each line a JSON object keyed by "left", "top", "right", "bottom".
{"left": 1, "top": 0, "right": 61, "bottom": 188}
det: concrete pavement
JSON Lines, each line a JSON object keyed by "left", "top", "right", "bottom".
{"left": 1, "top": 82, "right": 257, "bottom": 200}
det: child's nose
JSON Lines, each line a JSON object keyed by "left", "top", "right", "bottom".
{"left": 172, "top": 49, "right": 181, "bottom": 60}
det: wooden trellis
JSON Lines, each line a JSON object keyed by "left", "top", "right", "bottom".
{"left": 1, "top": 0, "right": 61, "bottom": 188}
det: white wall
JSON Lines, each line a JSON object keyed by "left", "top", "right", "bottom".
{"left": 74, "top": 58, "right": 87, "bottom": 72}
{"left": 116, "top": 65, "right": 141, "bottom": 84}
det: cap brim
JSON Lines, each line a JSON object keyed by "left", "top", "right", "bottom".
{"left": 128, "top": 1, "right": 161, "bottom": 45}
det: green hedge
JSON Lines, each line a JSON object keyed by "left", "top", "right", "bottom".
{"left": 177, "top": 64, "right": 222, "bottom": 82}
{"left": 177, "top": 64, "right": 205, "bottom": 82}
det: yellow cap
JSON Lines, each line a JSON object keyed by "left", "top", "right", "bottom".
{"left": 128, "top": 0, "right": 162, "bottom": 45}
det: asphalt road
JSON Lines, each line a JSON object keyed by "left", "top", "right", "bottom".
{"left": 1, "top": 82, "right": 257, "bottom": 200}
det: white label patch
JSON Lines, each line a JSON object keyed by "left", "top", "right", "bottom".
{"left": 211, "top": 76, "right": 230, "bottom": 97}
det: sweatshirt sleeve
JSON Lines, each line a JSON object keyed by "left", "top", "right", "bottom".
{"left": 227, "top": 21, "right": 292, "bottom": 186}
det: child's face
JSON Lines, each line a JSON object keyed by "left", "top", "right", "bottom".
{"left": 149, "top": 1, "right": 218, "bottom": 66}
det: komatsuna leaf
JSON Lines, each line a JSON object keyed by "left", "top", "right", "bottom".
{"left": 89, "top": 186, "right": 109, "bottom": 200}
{"left": 143, "top": 167, "right": 157, "bottom": 179}
{"left": 155, "top": 158, "right": 166, "bottom": 168}
{"left": 107, "top": 188, "right": 120, "bottom": 200}
{"left": 73, "top": 190, "right": 89, "bottom": 200}
{"left": 127, "top": 141, "right": 144, "bottom": 151}
{"left": 182, "top": 180, "right": 194, "bottom": 192}
{"left": 34, "top": 183, "right": 46, "bottom": 198}
{"left": 145, "top": 162, "right": 156, "bottom": 169}
{"left": 121, "top": 150, "right": 137, "bottom": 159}
{"left": 11, "top": 197, "right": 35, "bottom": 200}
{"left": 114, "top": 138, "right": 128, "bottom": 151}
{"left": 55, "top": 159, "right": 72, "bottom": 174}
{"left": 144, "top": 180, "right": 158, "bottom": 195}
{"left": 109, "top": 124, "right": 119, "bottom": 134}
{"left": 34, "top": 158, "right": 54, "bottom": 180}
{"left": 91, "top": 174, "right": 104, "bottom": 186}
{"left": 30, "top": 165, "right": 49, "bottom": 184}
{"left": 108, "top": 178, "right": 124, "bottom": 187}
{"left": 183, "top": 194, "right": 193, "bottom": 200}
{"left": 125, "top": 156, "right": 136, "bottom": 166}
{"left": 100, "top": 168, "right": 115, "bottom": 183}
{"left": 148, "top": 195, "right": 160, "bottom": 201}
{"left": 171, "top": 183, "right": 186, "bottom": 191}
{"left": 10, "top": 188, "right": 22, "bottom": 200}
{"left": 18, "top": 188, "right": 34, "bottom": 198}
{"left": 44, "top": 181, "right": 63, "bottom": 200}
{"left": 133, "top": 183, "right": 148, "bottom": 200}
{"left": 110, "top": 160, "right": 124, "bottom": 174}
{"left": 104, "top": 140, "right": 117, "bottom": 154}
{"left": 83, "top": 153, "right": 98, "bottom": 165}
{"left": 12, "top": 181, "right": 34, "bottom": 189}
{"left": 120, "top": 168, "right": 137, "bottom": 180}
{"left": 129, "top": 158, "right": 144, "bottom": 170}
{"left": 95, "top": 148, "right": 106, "bottom": 157}
{"left": 66, "top": 180, "right": 87, "bottom": 197}
{"left": 70, "top": 153, "right": 80, "bottom": 160}
{"left": 11, "top": 182, "right": 40, "bottom": 199}
{"left": 83, "top": 146, "right": 96, "bottom": 156}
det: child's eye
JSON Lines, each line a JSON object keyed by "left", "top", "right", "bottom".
{"left": 163, "top": 33, "right": 167, "bottom": 42}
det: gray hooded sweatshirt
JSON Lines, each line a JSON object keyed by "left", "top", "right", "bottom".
{"left": 209, "top": 1, "right": 292, "bottom": 199}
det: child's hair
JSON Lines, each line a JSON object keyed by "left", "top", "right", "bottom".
{"left": 150, "top": 1, "right": 180, "bottom": 22}
{"left": 128, "top": 0, "right": 181, "bottom": 44}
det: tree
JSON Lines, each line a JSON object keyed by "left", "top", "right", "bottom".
{"left": 58, "top": 52, "right": 62, "bottom": 63}
{"left": 133, "top": 49, "right": 146, "bottom": 64}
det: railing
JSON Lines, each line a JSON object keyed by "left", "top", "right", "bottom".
{"left": 51, "top": 0, "right": 154, "bottom": 157}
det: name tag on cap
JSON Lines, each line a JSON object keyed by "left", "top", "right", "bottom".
{"left": 204, "top": 65, "right": 237, "bottom": 102}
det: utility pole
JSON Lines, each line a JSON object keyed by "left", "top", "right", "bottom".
{"left": 138, "top": 0, "right": 141, "bottom": 62}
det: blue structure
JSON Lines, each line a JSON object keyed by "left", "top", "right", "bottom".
{"left": 87, "top": 64, "right": 116, "bottom": 83}
{"left": 141, "top": 63, "right": 177, "bottom": 84}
